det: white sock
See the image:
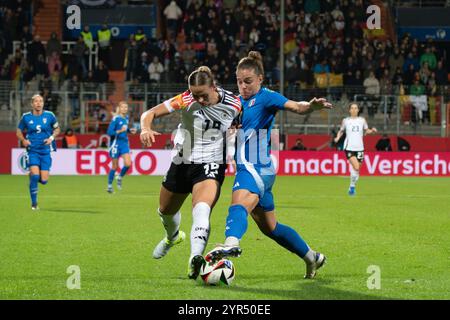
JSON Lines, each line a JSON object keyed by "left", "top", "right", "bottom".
{"left": 224, "top": 236, "right": 240, "bottom": 247}
{"left": 303, "top": 249, "right": 316, "bottom": 264}
{"left": 350, "top": 167, "right": 359, "bottom": 188}
{"left": 159, "top": 208, "right": 181, "bottom": 241}
{"left": 190, "top": 202, "right": 211, "bottom": 257}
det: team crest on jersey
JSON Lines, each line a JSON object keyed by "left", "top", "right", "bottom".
{"left": 249, "top": 99, "right": 256, "bottom": 107}
{"left": 43, "top": 118, "right": 47, "bottom": 124}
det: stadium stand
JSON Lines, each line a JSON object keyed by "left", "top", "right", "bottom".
{"left": 0, "top": 0, "right": 448, "bottom": 137}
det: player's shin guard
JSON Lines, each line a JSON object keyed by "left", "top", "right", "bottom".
{"left": 350, "top": 167, "right": 359, "bottom": 187}
{"left": 119, "top": 166, "right": 130, "bottom": 178}
{"left": 269, "top": 222, "right": 310, "bottom": 259}
{"left": 224, "top": 204, "right": 248, "bottom": 244}
{"left": 159, "top": 208, "right": 181, "bottom": 241}
{"left": 29, "top": 174, "right": 40, "bottom": 206}
{"left": 107, "top": 169, "right": 116, "bottom": 185}
{"left": 190, "top": 202, "right": 211, "bottom": 257}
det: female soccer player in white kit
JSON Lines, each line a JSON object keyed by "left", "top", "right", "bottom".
{"left": 140, "top": 66, "right": 241, "bottom": 280}
{"left": 334, "top": 103, "right": 377, "bottom": 195}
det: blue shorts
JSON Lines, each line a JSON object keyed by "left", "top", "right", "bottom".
{"left": 27, "top": 152, "right": 52, "bottom": 171}
{"left": 232, "top": 164, "right": 276, "bottom": 212}
{"left": 109, "top": 143, "right": 130, "bottom": 159}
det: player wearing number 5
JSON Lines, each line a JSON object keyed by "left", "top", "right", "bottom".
{"left": 106, "top": 101, "right": 137, "bottom": 193}
{"left": 140, "top": 66, "right": 241, "bottom": 279}
{"left": 334, "top": 103, "right": 377, "bottom": 196}
{"left": 16, "top": 94, "right": 60, "bottom": 210}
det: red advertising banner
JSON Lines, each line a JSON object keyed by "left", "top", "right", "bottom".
{"left": 278, "top": 151, "right": 450, "bottom": 176}
{"left": 10, "top": 149, "right": 450, "bottom": 177}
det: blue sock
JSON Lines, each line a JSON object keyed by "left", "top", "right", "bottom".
{"left": 39, "top": 179, "right": 48, "bottom": 185}
{"left": 225, "top": 205, "right": 248, "bottom": 240}
{"left": 108, "top": 169, "right": 116, "bottom": 185}
{"left": 269, "top": 222, "right": 310, "bottom": 258}
{"left": 119, "top": 166, "right": 130, "bottom": 178}
{"left": 29, "top": 174, "right": 40, "bottom": 206}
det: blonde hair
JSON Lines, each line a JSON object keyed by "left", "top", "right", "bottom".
{"left": 115, "top": 101, "right": 128, "bottom": 114}
{"left": 188, "top": 66, "right": 215, "bottom": 87}
{"left": 31, "top": 94, "right": 43, "bottom": 104}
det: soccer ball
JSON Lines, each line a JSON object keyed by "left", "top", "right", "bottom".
{"left": 200, "top": 259, "right": 235, "bottom": 286}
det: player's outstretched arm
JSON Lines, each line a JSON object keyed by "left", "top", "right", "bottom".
{"left": 284, "top": 97, "right": 333, "bottom": 115}
{"left": 140, "top": 103, "right": 169, "bottom": 147}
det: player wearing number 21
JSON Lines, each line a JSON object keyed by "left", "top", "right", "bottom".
{"left": 140, "top": 66, "right": 241, "bottom": 280}
{"left": 334, "top": 103, "right": 377, "bottom": 196}
{"left": 16, "top": 94, "right": 60, "bottom": 210}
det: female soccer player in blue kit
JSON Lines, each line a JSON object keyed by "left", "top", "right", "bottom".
{"left": 206, "top": 52, "right": 332, "bottom": 279}
{"left": 16, "top": 94, "right": 60, "bottom": 210}
{"left": 106, "top": 101, "right": 137, "bottom": 193}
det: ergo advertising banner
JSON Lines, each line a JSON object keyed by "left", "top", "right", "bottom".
{"left": 11, "top": 149, "right": 450, "bottom": 177}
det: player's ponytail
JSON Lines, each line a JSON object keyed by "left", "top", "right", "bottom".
{"left": 188, "top": 66, "right": 215, "bottom": 87}
{"left": 237, "top": 51, "right": 265, "bottom": 77}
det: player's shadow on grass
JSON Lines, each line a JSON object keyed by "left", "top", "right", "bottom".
{"left": 210, "top": 274, "right": 401, "bottom": 300}
{"left": 276, "top": 205, "right": 317, "bottom": 210}
{"left": 44, "top": 208, "right": 102, "bottom": 214}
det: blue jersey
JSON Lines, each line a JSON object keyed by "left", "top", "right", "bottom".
{"left": 18, "top": 111, "right": 59, "bottom": 155}
{"left": 236, "top": 87, "right": 288, "bottom": 167}
{"left": 107, "top": 115, "right": 130, "bottom": 147}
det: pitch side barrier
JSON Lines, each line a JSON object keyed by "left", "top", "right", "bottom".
{"left": 11, "top": 149, "right": 450, "bottom": 177}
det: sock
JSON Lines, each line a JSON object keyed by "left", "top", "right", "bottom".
{"left": 303, "top": 249, "right": 317, "bottom": 264}
{"left": 29, "top": 174, "right": 40, "bottom": 206}
{"left": 190, "top": 202, "right": 211, "bottom": 257}
{"left": 119, "top": 166, "right": 130, "bottom": 178}
{"left": 159, "top": 208, "right": 181, "bottom": 241}
{"left": 269, "top": 222, "right": 311, "bottom": 259}
{"left": 39, "top": 179, "right": 48, "bottom": 185}
{"left": 108, "top": 169, "right": 116, "bottom": 186}
{"left": 350, "top": 167, "right": 359, "bottom": 188}
{"left": 224, "top": 204, "right": 248, "bottom": 243}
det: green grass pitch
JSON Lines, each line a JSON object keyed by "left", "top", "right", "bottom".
{"left": 0, "top": 174, "right": 449, "bottom": 300}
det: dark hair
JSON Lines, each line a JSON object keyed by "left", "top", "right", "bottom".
{"left": 348, "top": 102, "right": 359, "bottom": 110}
{"left": 188, "top": 66, "right": 215, "bottom": 87}
{"left": 237, "top": 51, "right": 264, "bottom": 77}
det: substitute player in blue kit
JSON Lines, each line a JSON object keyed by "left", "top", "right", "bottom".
{"left": 106, "top": 101, "right": 137, "bottom": 193}
{"left": 16, "top": 94, "right": 60, "bottom": 210}
{"left": 206, "top": 52, "right": 332, "bottom": 279}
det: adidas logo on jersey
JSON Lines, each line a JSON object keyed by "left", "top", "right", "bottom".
{"left": 29, "top": 120, "right": 34, "bottom": 124}
{"left": 233, "top": 182, "right": 240, "bottom": 188}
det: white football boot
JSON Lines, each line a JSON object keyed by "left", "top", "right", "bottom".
{"left": 152, "top": 231, "right": 186, "bottom": 259}
{"left": 304, "top": 252, "right": 327, "bottom": 279}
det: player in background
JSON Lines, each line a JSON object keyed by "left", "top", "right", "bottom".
{"left": 140, "top": 66, "right": 241, "bottom": 280}
{"left": 16, "top": 94, "right": 60, "bottom": 210}
{"left": 206, "top": 51, "right": 332, "bottom": 279}
{"left": 334, "top": 103, "right": 377, "bottom": 196}
{"left": 106, "top": 101, "right": 137, "bottom": 193}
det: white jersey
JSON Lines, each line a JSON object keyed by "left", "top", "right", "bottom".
{"left": 340, "top": 116, "right": 368, "bottom": 151}
{"left": 163, "top": 87, "right": 241, "bottom": 164}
